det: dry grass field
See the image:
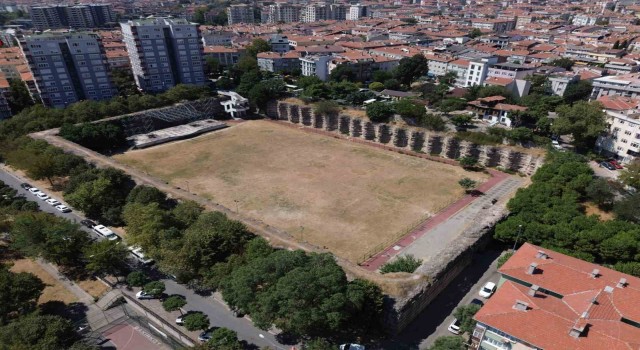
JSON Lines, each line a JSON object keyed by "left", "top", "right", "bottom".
{"left": 114, "top": 120, "right": 487, "bottom": 263}
{"left": 9, "top": 259, "right": 78, "bottom": 304}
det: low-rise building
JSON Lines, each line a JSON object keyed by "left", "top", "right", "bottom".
{"left": 467, "top": 95, "right": 527, "bottom": 127}
{"left": 595, "top": 95, "right": 640, "bottom": 163}
{"left": 300, "top": 55, "right": 332, "bottom": 81}
{"left": 549, "top": 72, "right": 580, "bottom": 97}
{"left": 590, "top": 73, "right": 640, "bottom": 100}
{"left": 203, "top": 46, "right": 242, "bottom": 68}
{"left": 472, "top": 243, "right": 640, "bottom": 350}
{"left": 487, "top": 62, "right": 535, "bottom": 80}
{"left": 257, "top": 51, "right": 301, "bottom": 73}
{"left": 218, "top": 91, "right": 249, "bottom": 119}
{"left": 269, "top": 34, "right": 290, "bottom": 53}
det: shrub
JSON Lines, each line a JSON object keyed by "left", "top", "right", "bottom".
{"left": 496, "top": 252, "right": 513, "bottom": 268}
{"left": 380, "top": 255, "right": 422, "bottom": 274}
{"left": 126, "top": 271, "right": 149, "bottom": 287}
{"left": 455, "top": 131, "right": 503, "bottom": 145}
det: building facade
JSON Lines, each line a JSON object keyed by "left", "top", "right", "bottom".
{"left": 301, "top": 4, "right": 329, "bottom": 23}
{"left": 19, "top": 32, "right": 116, "bottom": 108}
{"left": 595, "top": 95, "right": 640, "bottom": 163}
{"left": 590, "top": 73, "right": 640, "bottom": 100}
{"left": 300, "top": 55, "right": 331, "bottom": 81}
{"left": 347, "top": 4, "right": 367, "bottom": 21}
{"left": 261, "top": 3, "right": 301, "bottom": 24}
{"left": 30, "top": 4, "right": 115, "bottom": 30}
{"left": 226, "top": 4, "right": 255, "bottom": 25}
{"left": 121, "top": 18, "right": 206, "bottom": 93}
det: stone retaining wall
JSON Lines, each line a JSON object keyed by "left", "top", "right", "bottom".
{"left": 267, "top": 101, "right": 544, "bottom": 174}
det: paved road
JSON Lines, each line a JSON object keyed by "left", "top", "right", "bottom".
{"left": 0, "top": 165, "right": 285, "bottom": 350}
{"left": 384, "top": 249, "right": 503, "bottom": 350}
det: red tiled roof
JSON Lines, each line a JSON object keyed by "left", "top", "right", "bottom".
{"left": 484, "top": 77, "right": 513, "bottom": 86}
{"left": 597, "top": 95, "right": 640, "bottom": 111}
{"left": 475, "top": 243, "right": 640, "bottom": 350}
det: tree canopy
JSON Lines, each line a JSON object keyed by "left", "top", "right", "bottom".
{"left": 0, "top": 266, "right": 45, "bottom": 325}
{"left": 552, "top": 102, "right": 607, "bottom": 150}
{"left": 394, "top": 54, "right": 429, "bottom": 86}
{"left": 366, "top": 102, "right": 395, "bottom": 123}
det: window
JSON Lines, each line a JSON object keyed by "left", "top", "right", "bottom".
{"left": 37, "top": 63, "right": 49, "bottom": 68}
{"left": 625, "top": 130, "right": 632, "bottom": 135}
{"left": 631, "top": 142, "right": 639, "bottom": 148}
{"left": 622, "top": 139, "right": 628, "bottom": 143}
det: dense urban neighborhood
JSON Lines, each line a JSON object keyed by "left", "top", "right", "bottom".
{"left": 0, "top": 1, "right": 640, "bottom": 350}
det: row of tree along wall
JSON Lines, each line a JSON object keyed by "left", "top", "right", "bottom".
{"left": 266, "top": 101, "right": 544, "bottom": 175}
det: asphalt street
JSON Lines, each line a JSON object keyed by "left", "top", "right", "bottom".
{"left": 0, "top": 165, "right": 285, "bottom": 350}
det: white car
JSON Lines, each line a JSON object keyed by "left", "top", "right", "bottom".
{"left": 479, "top": 282, "right": 497, "bottom": 298}
{"left": 135, "top": 291, "right": 154, "bottom": 300}
{"left": 36, "top": 192, "right": 49, "bottom": 200}
{"left": 45, "top": 198, "right": 61, "bottom": 206}
{"left": 447, "top": 318, "right": 461, "bottom": 334}
{"left": 55, "top": 204, "right": 71, "bottom": 213}
{"left": 128, "top": 246, "right": 154, "bottom": 265}
{"left": 340, "top": 344, "right": 365, "bottom": 350}
{"left": 93, "top": 224, "right": 120, "bottom": 241}
{"left": 28, "top": 187, "right": 42, "bottom": 194}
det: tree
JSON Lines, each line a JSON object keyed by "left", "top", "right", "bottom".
{"left": 394, "top": 54, "right": 429, "bottom": 86}
{"left": 171, "top": 200, "right": 204, "bottom": 228}
{"left": 459, "top": 177, "right": 477, "bottom": 192}
{"left": 453, "top": 304, "right": 481, "bottom": 334}
{"left": 162, "top": 295, "right": 187, "bottom": 312}
{"left": 0, "top": 314, "right": 79, "bottom": 349}
{"left": 552, "top": 102, "right": 607, "bottom": 150}
{"left": 450, "top": 114, "right": 473, "bottom": 129}
{"left": 0, "top": 266, "right": 45, "bottom": 324}
{"left": 143, "top": 281, "right": 166, "bottom": 298}
{"left": 329, "top": 64, "right": 356, "bottom": 82}
{"left": 314, "top": 101, "right": 340, "bottom": 117}
{"left": 110, "top": 68, "right": 139, "bottom": 97}
{"left": 418, "top": 113, "right": 446, "bottom": 131}
{"left": 383, "top": 78, "right": 401, "bottom": 90}
{"left": 394, "top": 99, "right": 426, "bottom": 120}
{"left": 618, "top": 160, "right": 640, "bottom": 190}
{"left": 613, "top": 193, "right": 640, "bottom": 223}
{"left": 297, "top": 75, "right": 323, "bottom": 89}
{"left": 245, "top": 39, "right": 271, "bottom": 58}
{"left": 248, "top": 78, "right": 286, "bottom": 111}
{"left": 366, "top": 102, "right": 394, "bottom": 123}
{"left": 550, "top": 57, "right": 575, "bottom": 70}
{"left": 373, "top": 70, "right": 392, "bottom": 82}
{"left": 127, "top": 271, "right": 150, "bottom": 287}
{"left": 122, "top": 202, "right": 170, "bottom": 251}
{"left": 438, "top": 98, "right": 467, "bottom": 113}
{"left": 459, "top": 156, "right": 479, "bottom": 170}
{"left": 428, "top": 336, "right": 465, "bottom": 350}
{"left": 84, "top": 240, "right": 128, "bottom": 277}
{"left": 563, "top": 80, "right": 593, "bottom": 104}
{"left": 304, "top": 338, "right": 334, "bottom": 350}
{"left": 204, "top": 57, "right": 221, "bottom": 77}
{"left": 6, "top": 79, "right": 33, "bottom": 114}
{"left": 468, "top": 28, "right": 483, "bottom": 38}
{"left": 183, "top": 312, "right": 210, "bottom": 331}
{"left": 208, "top": 328, "right": 242, "bottom": 350}
{"left": 369, "top": 82, "right": 384, "bottom": 91}
{"left": 613, "top": 40, "right": 620, "bottom": 49}
{"left": 59, "top": 121, "right": 128, "bottom": 153}
{"left": 585, "top": 178, "right": 614, "bottom": 208}
{"left": 126, "top": 185, "right": 168, "bottom": 206}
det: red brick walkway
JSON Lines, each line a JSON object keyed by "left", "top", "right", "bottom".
{"left": 361, "top": 169, "right": 509, "bottom": 271}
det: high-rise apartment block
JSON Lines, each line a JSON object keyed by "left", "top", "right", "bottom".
{"left": 227, "top": 4, "right": 255, "bottom": 25}
{"left": 261, "top": 3, "right": 301, "bottom": 24}
{"left": 19, "top": 32, "right": 116, "bottom": 108}
{"left": 301, "top": 3, "right": 329, "bottom": 22}
{"left": 347, "top": 4, "right": 367, "bottom": 20}
{"left": 30, "top": 4, "right": 115, "bottom": 30}
{"left": 121, "top": 18, "right": 206, "bottom": 93}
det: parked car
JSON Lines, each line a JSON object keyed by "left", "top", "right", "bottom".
{"left": 128, "top": 246, "right": 154, "bottom": 265}
{"left": 55, "top": 204, "right": 71, "bottom": 213}
{"left": 479, "top": 282, "right": 497, "bottom": 298}
{"left": 93, "top": 224, "right": 120, "bottom": 241}
{"left": 470, "top": 298, "right": 485, "bottom": 307}
{"left": 36, "top": 192, "right": 49, "bottom": 200}
{"left": 447, "top": 318, "right": 461, "bottom": 335}
{"left": 600, "top": 161, "right": 616, "bottom": 171}
{"left": 28, "top": 187, "right": 42, "bottom": 194}
{"left": 80, "top": 219, "right": 96, "bottom": 228}
{"left": 20, "top": 183, "right": 32, "bottom": 189}
{"left": 609, "top": 160, "right": 623, "bottom": 169}
{"left": 135, "top": 291, "right": 154, "bottom": 300}
{"left": 198, "top": 331, "right": 212, "bottom": 342}
{"left": 45, "top": 198, "right": 61, "bottom": 206}
{"left": 340, "top": 344, "right": 365, "bottom": 350}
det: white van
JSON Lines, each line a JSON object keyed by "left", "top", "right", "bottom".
{"left": 93, "top": 224, "right": 120, "bottom": 241}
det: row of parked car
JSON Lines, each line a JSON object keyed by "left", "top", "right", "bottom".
{"left": 599, "top": 159, "right": 624, "bottom": 171}
{"left": 447, "top": 282, "right": 497, "bottom": 335}
{"left": 22, "top": 183, "right": 72, "bottom": 213}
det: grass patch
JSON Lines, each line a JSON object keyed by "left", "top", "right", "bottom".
{"left": 380, "top": 255, "right": 422, "bottom": 274}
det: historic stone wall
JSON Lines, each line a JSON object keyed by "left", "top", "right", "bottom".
{"left": 268, "top": 101, "right": 544, "bottom": 174}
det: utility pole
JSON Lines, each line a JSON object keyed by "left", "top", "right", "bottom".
{"left": 512, "top": 224, "right": 523, "bottom": 251}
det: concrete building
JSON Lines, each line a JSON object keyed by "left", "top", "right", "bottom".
{"left": 201, "top": 30, "right": 233, "bottom": 46}
{"left": 549, "top": 72, "right": 580, "bottom": 97}
{"left": 218, "top": 91, "right": 249, "bottom": 119}
{"left": 257, "top": 51, "right": 301, "bottom": 73}
{"left": 268, "top": 34, "right": 290, "bottom": 53}
{"left": 590, "top": 73, "right": 640, "bottom": 100}
{"left": 262, "top": 3, "right": 301, "bottom": 24}
{"left": 121, "top": 18, "right": 206, "bottom": 93}
{"left": 472, "top": 243, "right": 640, "bottom": 350}
{"left": 329, "top": 4, "right": 348, "bottom": 20}
{"left": 465, "top": 57, "right": 498, "bottom": 87}
{"left": 572, "top": 14, "right": 602, "bottom": 26}
{"left": 301, "top": 3, "right": 329, "bottom": 23}
{"left": 19, "top": 32, "right": 116, "bottom": 108}
{"left": 471, "top": 19, "right": 516, "bottom": 33}
{"left": 595, "top": 95, "right": 640, "bottom": 163}
{"left": 300, "top": 55, "right": 331, "bottom": 81}
{"left": 30, "top": 4, "right": 115, "bottom": 30}
{"left": 467, "top": 95, "right": 527, "bottom": 127}
{"left": 487, "top": 62, "right": 535, "bottom": 80}
{"left": 226, "top": 4, "right": 255, "bottom": 25}
{"left": 347, "top": 4, "right": 367, "bottom": 21}
{"left": 447, "top": 59, "right": 469, "bottom": 87}
{"left": 203, "top": 46, "right": 241, "bottom": 68}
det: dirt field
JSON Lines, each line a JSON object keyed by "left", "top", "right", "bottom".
{"left": 584, "top": 202, "right": 615, "bottom": 221}
{"left": 114, "top": 120, "right": 488, "bottom": 263}
{"left": 9, "top": 259, "right": 78, "bottom": 304}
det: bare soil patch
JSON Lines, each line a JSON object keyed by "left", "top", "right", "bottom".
{"left": 584, "top": 202, "right": 615, "bottom": 221}
{"left": 9, "top": 259, "right": 78, "bottom": 304}
{"left": 114, "top": 120, "right": 487, "bottom": 263}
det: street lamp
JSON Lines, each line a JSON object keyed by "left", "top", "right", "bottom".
{"left": 512, "top": 225, "right": 523, "bottom": 251}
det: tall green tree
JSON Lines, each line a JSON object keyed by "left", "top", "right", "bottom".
{"left": 552, "top": 102, "right": 607, "bottom": 150}
{"left": 84, "top": 240, "right": 128, "bottom": 277}
{"left": 366, "top": 102, "right": 394, "bottom": 123}
{"left": 0, "top": 266, "right": 45, "bottom": 324}
{"left": 563, "top": 80, "right": 593, "bottom": 104}
{"left": 0, "top": 314, "right": 79, "bottom": 349}
{"left": 453, "top": 304, "right": 481, "bottom": 334}
{"left": 6, "top": 79, "right": 33, "bottom": 114}
{"left": 428, "top": 336, "right": 465, "bottom": 350}
{"left": 208, "top": 328, "right": 243, "bottom": 350}
{"left": 550, "top": 57, "right": 575, "bottom": 70}
{"left": 618, "top": 161, "right": 640, "bottom": 190}
{"left": 183, "top": 312, "right": 210, "bottom": 331}
{"left": 394, "top": 54, "right": 429, "bottom": 86}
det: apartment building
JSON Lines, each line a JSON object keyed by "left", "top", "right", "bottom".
{"left": 301, "top": 3, "right": 329, "bottom": 23}
{"left": 572, "top": 14, "right": 602, "bottom": 26}
{"left": 0, "top": 79, "right": 11, "bottom": 119}
{"left": 471, "top": 19, "right": 515, "bottom": 33}
{"left": 19, "top": 32, "right": 116, "bottom": 108}
{"left": 226, "top": 4, "right": 255, "bottom": 25}
{"left": 300, "top": 55, "right": 332, "bottom": 81}
{"left": 203, "top": 46, "right": 241, "bottom": 68}
{"left": 329, "top": 4, "right": 348, "bottom": 20}
{"left": 472, "top": 243, "right": 640, "bottom": 350}
{"left": 465, "top": 57, "right": 498, "bottom": 87}
{"left": 268, "top": 34, "right": 290, "bottom": 54}
{"left": 257, "top": 51, "right": 301, "bottom": 73}
{"left": 549, "top": 72, "right": 579, "bottom": 97}
{"left": 347, "top": 4, "right": 367, "bottom": 21}
{"left": 261, "top": 3, "right": 301, "bottom": 24}
{"left": 590, "top": 73, "right": 640, "bottom": 99}
{"left": 595, "top": 95, "right": 640, "bottom": 163}
{"left": 30, "top": 4, "right": 115, "bottom": 30}
{"left": 121, "top": 18, "right": 206, "bottom": 93}
{"left": 487, "top": 62, "right": 535, "bottom": 80}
